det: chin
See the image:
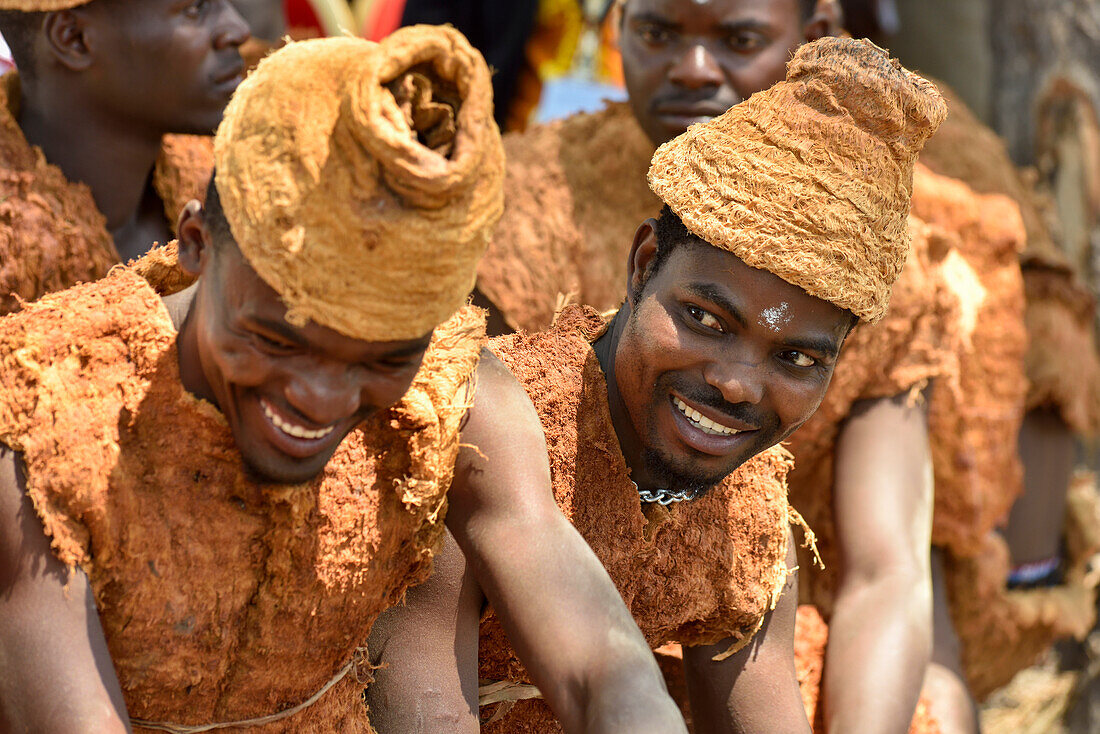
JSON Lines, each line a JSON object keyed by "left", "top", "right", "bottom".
{"left": 241, "top": 452, "right": 331, "bottom": 486}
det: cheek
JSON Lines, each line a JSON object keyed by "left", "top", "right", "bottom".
{"left": 771, "top": 374, "right": 831, "bottom": 430}
{"left": 202, "top": 330, "right": 272, "bottom": 390}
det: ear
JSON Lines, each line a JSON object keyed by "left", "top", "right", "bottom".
{"left": 176, "top": 200, "right": 213, "bottom": 277}
{"left": 804, "top": 0, "right": 843, "bottom": 41}
{"left": 625, "top": 218, "right": 659, "bottom": 308}
{"left": 41, "top": 10, "right": 94, "bottom": 72}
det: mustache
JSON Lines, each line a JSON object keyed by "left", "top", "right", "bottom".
{"left": 648, "top": 89, "right": 742, "bottom": 116}
{"left": 666, "top": 375, "right": 770, "bottom": 430}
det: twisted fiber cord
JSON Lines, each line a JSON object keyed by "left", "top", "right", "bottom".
{"left": 132, "top": 648, "right": 368, "bottom": 733}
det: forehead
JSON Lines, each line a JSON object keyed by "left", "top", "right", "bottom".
{"left": 623, "top": 0, "right": 801, "bottom": 23}
{"left": 211, "top": 241, "right": 433, "bottom": 361}
{"left": 654, "top": 239, "right": 851, "bottom": 338}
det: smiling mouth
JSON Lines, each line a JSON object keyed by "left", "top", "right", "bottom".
{"left": 672, "top": 396, "right": 743, "bottom": 437}
{"left": 260, "top": 398, "right": 336, "bottom": 441}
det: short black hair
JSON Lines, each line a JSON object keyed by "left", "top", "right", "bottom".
{"left": 630, "top": 205, "right": 701, "bottom": 302}
{"left": 0, "top": 11, "right": 45, "bottom": 79}
{"left": 203, "top": 173, "right": 234, "bottom": 250}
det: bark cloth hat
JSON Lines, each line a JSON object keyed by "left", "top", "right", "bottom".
{"left": 0, "top": 0, "right": 91, "bottom": 8}
{"left": 214, "top": 25, "right": 504, "bottom": 341}
{"left": 648, "top": 37, "right": 948, "bottom": 324}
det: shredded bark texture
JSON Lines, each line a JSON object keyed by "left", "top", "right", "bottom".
{"left": 0, "top": 266, "right": 484, "bottom": 732}
{"left": 919, "top": 80, "right": 1100, "bottom": 434}
{"left": 477, "top": 306, "right": 795, "bottom": 732}
{"left": 0, "top": 72, "right": 213, "bottom": 316}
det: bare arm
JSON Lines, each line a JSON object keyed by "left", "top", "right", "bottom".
{"left": 365, "top": 530, "right": 482, "bottom": 733}
{"left": 0, "top": 447, "right": 132, "bottom": 733}
{"left": 824, "top": 393, "right": 934, "bottom": 734}
{"left": 445, "top": 351, "right": 686, "bottom": 734}
{"left": 683, "top": 529, "right": 811, "bottom": 734}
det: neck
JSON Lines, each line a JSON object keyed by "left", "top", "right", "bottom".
{"left": 18, "top": 80, "right": 164, "bottom": 236}
{"left": 592, "top": 307, "right": 661, "bottom": 491}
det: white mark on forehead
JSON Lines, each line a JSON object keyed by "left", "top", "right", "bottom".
{"left": 758, "top": 302, "right": 791, "bottom": 332}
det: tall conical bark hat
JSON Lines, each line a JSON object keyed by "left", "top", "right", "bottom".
{"left": 214, "top": 26, "right": 504, "bottom": 341}
{"left": 0, "top": 0, "right": 90, "bottom": 8}
{"left": 648, "top": 37, "right": 947, "bottom": 323}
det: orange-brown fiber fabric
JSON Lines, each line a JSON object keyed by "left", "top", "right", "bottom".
{"left": 0, "top": 0, "right": 89, "bottom": 8}
{"left": 910, "top": 165, "right": 1028, "bottom": 555}
{"left": 214, "top": 27, "right": 504, "bottom": 342}
{"left": 0, "top": 265, "right": 485, "bottom": 732}
{"left": 478, "top": 306, "right": 795, "bottom": 733}
{"left": 648, "top": 37, "right": 948, "bottom": 323}
{"left": 477, "top": 102, "right": 660, "bottom": 332}
{"left": 918, "top": 82, "right": 1100, "bottom": 434}
{"left": 786, "top": 209, "right": 962, "bottom": 611}
{"left": 0, "top": 72, "right": 213, "bottom": 315}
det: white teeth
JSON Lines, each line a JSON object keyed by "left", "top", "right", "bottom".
{"left": 261, "top": 399, "right": 335, "bottom": 441}
{"left": 673, "top": 397, "right": 740, "bottom": 437}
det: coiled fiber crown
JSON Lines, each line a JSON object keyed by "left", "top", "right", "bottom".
{"left": 214, "top": 26, "right": 504, "bottom": 341}
{"left": 0, "top": 0, "right": 89, "bottom": 8}
{"left": 648, "top": 37, "right": 947, "bottom": 323}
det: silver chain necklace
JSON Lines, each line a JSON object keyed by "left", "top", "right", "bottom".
{"left": 631, "top": 480, "right": 701, "bottom": 506}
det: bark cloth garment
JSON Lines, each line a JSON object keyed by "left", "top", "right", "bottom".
{"left": 0, "top": 262, "right": 485, "bottom": 733}
{"left": 476, "top": 100, "right": 1044, "bottom": 700}
{"left": 0, "top": 71, "right": 214, "bottom": 316}
{"left": 477, "top": 305, "right": 798, "bottom": 732}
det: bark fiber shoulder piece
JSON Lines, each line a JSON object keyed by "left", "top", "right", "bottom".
{"left": 214, "top": 27, "right": 504, "bottom": 342}
{"left": 0, "top": 73, "right": 215, "bottom": 315}
{"left": 0, "top": 0, "right": 89, "bottom": 8}
{"left": 787, "top": 212, "right": 961, "bottom": 613}
{"left": 477, "top": 102, "right": 659, "bottom": 332}
{"left": 949, "top": 475, "right": 1100, "bottom": 701}
{"left": 0, "top": 267, "right": 484, "bottom": 731}
{"left": 0, "top": 72, "right": 117, "bottom": 315}
{"left": 477, "top": 305, "right": 794, "bottom": 732}
{"left": 910, "top": 165, "right": 1029, "bottom": 556}
{"left": 648, "top": 37, "right": 947, "bottom": 323}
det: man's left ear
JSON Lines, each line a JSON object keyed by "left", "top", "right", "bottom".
{"left": 805, "top": 0, "right": 843, "bottom": 40}
{"left": 176, "top": 200, "right": 212, "bottom": 277}
{"left": 626, "top": 218, "right": 659, "bottom": 308}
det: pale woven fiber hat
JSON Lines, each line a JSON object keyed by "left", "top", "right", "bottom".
{"left": 214, "top": 26, "right": 504, "bottom": 342}
{"left": 648, "top": 37, "right": 947, "bottom": 323}
{"left": 0, "top": 0, "right": 90, "bottom": 8}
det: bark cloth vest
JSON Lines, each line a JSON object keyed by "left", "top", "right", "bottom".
{"left": 477, "top": 305, "right": 799, "bottom": 733}
{"left": 0, "top": 264, "right": 485, "bottom": 733}
{"left": 477, "top": 100, "right": 1080, "bottom": 700}
{"left": 0, "top": 71, "right": 214, "bottom": 315}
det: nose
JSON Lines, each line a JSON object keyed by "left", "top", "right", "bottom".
{"left": 702, "top": 357, "right": 765, "bottom": 407}
{"left": 215, "top": 0, "right": 251, "bottom": 50}
{"left": 667, "top": 44, "right": 724, "bottom": 90}
{"left": 283, "top": 364, "right": 361, "bottom": 426}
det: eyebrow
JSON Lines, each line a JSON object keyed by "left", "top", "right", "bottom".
{"left": 684, "top": 281, "right": 844, "bottom": 358}
{"left": 629, "top": 11, "right": 679, "bottom": 27}
{"left": 249, "top": 316, "right": 307, "bottom": 345}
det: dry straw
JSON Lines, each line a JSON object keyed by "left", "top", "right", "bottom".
{"left": 215, "top": 26, "right": 504, "bottom": 342}
{"left": 648, "top": 37, "right": 948, "bottom": 323}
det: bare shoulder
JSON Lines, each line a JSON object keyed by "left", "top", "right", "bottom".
{"left": 460, "top": 348, "right": 545, "bottom": 460}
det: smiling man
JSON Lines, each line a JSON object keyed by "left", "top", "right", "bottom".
{"left": 0, "top": 0, "right": 249, "bottom": 315}
{"left": 366, "top": 37, "right": 947, "bottom": 733}
{"left": 0, "top": 28, "right": 686, "bottom": 734}
{"left": 474, "top": 2, "right": 1032, "bottom": 732}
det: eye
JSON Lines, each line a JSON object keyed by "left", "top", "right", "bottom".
{"left": 726, "top": 32, "right": 767, "bottom": 52}
{"left": 183, "top": 0, "right": 207, "bottom": 18}
{"left": 637, "top": 22, "right": 675, "bottom": 45}
{"left": 780, "top": 350, "right": 816, "bottom": 368}
{"left": 251, "top": 331, "right": 297, "bottom": 354}
{"left": 687, "top": 305, "right": 724, "bottom": 333}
